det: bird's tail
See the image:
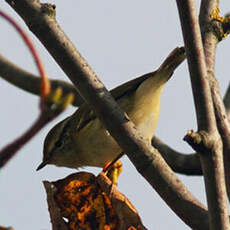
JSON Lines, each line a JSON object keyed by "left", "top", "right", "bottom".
{"left": 158, "top": 47, "right": 186, "bottom": 73}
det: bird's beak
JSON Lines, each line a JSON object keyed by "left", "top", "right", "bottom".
{"left": 36, "top": 160, "right": 48, "bottom": 171}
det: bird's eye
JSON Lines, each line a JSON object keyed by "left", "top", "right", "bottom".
{"left": 55, "top": 140, "right": 62, "bottom": 148}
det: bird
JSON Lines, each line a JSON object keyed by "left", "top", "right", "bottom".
{"left": 37, "top": 47, "right": 185, "bottom": 171}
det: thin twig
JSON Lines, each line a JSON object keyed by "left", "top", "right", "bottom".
{"left": 0, "top": 113, "right": 48, "bottom": 168}
{"left": 0, "top": 89, "right": 74, "bottom": 169}
{"left": 0, "top": 9, "right": 51, "bottom": 168}
{"left": 0, "top": 10, "right": 50, "bottom": 99}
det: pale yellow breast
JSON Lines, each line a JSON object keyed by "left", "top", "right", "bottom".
{"left": 129, "top": 78, "right": 165, "bottom": 140}
{"left": 128, "top": 91, "right": 161, "bottom": 142}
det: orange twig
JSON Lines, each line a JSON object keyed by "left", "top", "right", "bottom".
{"left": 0, "top": 10, "right": 50, "bottom": 100}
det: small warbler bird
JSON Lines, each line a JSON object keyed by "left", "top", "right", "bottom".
{"left": 37, "top": 47, "right": 185, "bottom": 171}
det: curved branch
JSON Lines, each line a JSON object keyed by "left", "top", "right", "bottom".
{"left": 0, "top": 53, "right": 83, "bottom": 106}
{"left": 0, "top": 88, "right": 74, "bottom": 168}
{"left": 0, "top": 10, "right": 50, "bottom": 99}
{"left": 152, "top": 136, "right": 202, "bottom": 175}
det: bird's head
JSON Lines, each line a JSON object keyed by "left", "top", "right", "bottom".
{"left": 36, "top": 118, "right": 70, "bottom": 171}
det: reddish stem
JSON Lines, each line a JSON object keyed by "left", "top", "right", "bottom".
{"left": 0, "top": 10, "right": 50, "bottom": 99}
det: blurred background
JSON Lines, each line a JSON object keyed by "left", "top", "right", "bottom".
{"left": 0, "top": 1, "right": 230, "bottom": 229}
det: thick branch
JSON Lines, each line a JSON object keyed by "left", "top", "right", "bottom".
{"left": 176, "top": 0, "right": 230, "bottom": 229}
{"left": 152, "top": 137, "right": 202, "bottom": 175}
{"left": 6, "top": 1, "right": 210, "bottom": 228}
{"left": 210, "top": 76, "right": 230, "bottom": 198}
{"left": 199, "top": 0, "right": 230, "bottom": 198}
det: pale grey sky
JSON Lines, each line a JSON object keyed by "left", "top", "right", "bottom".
{"left": 1, "top": 1, "right": 230, "bottom": 229}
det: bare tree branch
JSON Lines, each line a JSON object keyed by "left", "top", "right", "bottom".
{"left": 224, "top": 84, "right": 230, "bottom": 118}
{"left": 5, "top": 0, "right": 211, "bottom": 228}
{"left": 0, "top": 53, "right": 83, "bottom": 107}
{"left": 0, "top": 88, "right": 74, "bottom": 168}
{"left": 176, "top": 0, "right": 230, "bottom": 229}
{"left": 199, "top": 0, "right": 230, "bottom": 198}
{"left": 152, "top": 136, "right": 202, "bottom": 175}
{"left": 199, "top": 0, "right": 219, "bottom": 72}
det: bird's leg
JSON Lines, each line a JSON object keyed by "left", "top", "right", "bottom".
{"left": 103, "top": 152, "right": 124, "bottom": 185}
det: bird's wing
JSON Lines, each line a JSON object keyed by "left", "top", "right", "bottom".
{"left": 110, "top": 71, "right": 155, "bottom": 100}
{"left": 66, "top": 46, "right": 186, "bottom": 132}
{"left": 68, "top": 72, "right": 155, "bottom": 132}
